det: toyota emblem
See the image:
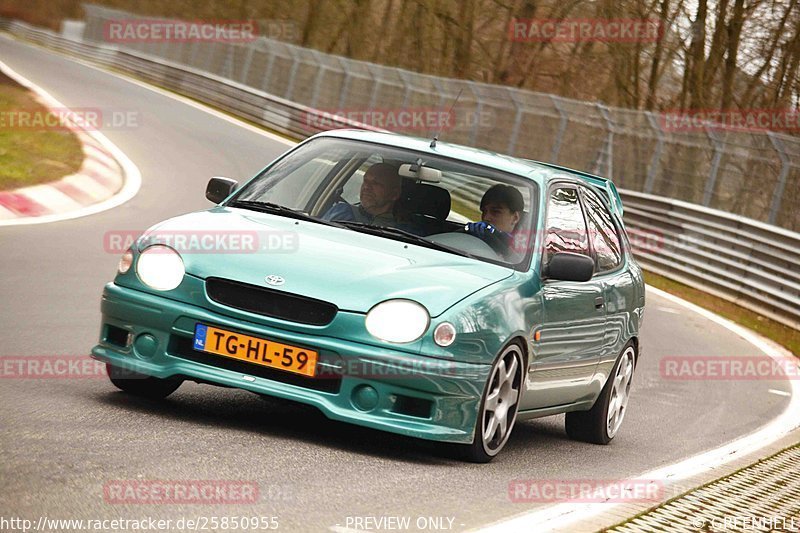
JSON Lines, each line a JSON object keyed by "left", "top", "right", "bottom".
{"left": 265, "top": 275, "right": 285, "bottom": 286}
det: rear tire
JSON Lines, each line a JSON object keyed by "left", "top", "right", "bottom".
{"left": 107, "top": 364, "right": 182, "bottom": 399}
{"left": 460, "top": 344, "right": 524, "bottom": 463}
{"left": 565, "top": 343, "right": 636, "bottom": 444}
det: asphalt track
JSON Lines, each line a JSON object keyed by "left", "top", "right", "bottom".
{"left": 0, "top": 37, "right": 793, "bottom": 532}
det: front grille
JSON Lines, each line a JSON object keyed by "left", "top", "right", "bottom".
{"left": 169, "top": 335, "right": 341, "bottom": 394}
{"left": 206, "top": 277, "right": 338, "bottom": 326}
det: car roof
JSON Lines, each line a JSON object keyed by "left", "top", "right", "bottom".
{"left": 312, "top": 129, "right": 624, "bottom": 215}
{"left": 312, "top": 129, "right": 553, "bottom": 180}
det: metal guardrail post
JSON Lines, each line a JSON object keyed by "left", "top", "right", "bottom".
{"left": 240, "top": 39, "right": 257, "bottom": 85}
{"left": 336, "top": 57, "right": 353, "bottom": 110}
{"left": 308, "top": 50, "right": 326, "bottom": 109}
{"left": 221, "top": 43, "right": 235, "bottom": 80}
{"left": 158, "top": 32, "right": 169, "bottom": 60}
{"left": 283, "top": 47, "right": 301, "bottom": 101}
{"left": 463, "top": 81, "right": 482, "bottom": 146}
{"left": 644, "top": 112, "right": 665, "bottom": 194}
{"left": 201, "top": 40, "right": 213, "bottom": 74}
{"left": 366, "top": 64, "right": 382, "bottom": 111}
{"left": 188, "top": 39, "right": 200, "bottom": 67}
{"left": 506, "top": 88, "right": 523, "bottom": 157}
{"left": 702, "top": 126, "right": 724, "bottom": 207}
{"left": 550, "top": 95, "right": 568, "bottom": 163}
{"left": 430, "top": 78, "right": 446, "bottom": 109}
{"left": 259, "top": 45, "right": 277, "bottom": 92}
{"left": 593, "top": 103, "right": 614, "bottom": 178}
{"left": 766, "top": 132, "right": 791, "bottom": 225}
{"left": 397, "top": 70, "right": 412, "bottom": 109}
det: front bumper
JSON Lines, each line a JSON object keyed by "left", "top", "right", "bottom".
{"left": 91, "top": 282, "right": 491, "bottom": 444}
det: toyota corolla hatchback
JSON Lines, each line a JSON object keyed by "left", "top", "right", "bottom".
{"left": 92, "top": 129, "right": 644, "bottom": 462}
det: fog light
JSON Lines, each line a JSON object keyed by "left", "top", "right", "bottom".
{"left": 133, "top": 333, "right": 158, "bottom": 359}
{"left": 433, "top": 322, "right": 456, "bottom": 347}
{"left": 351, "top": 384, "right": 379, "bottom": 411}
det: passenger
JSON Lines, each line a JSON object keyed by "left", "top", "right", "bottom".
{"left": 322, "top": 163, "right": 402, "bottom": 225}
{"left": 465, "top": 184, "right": 524, "bottom": 256}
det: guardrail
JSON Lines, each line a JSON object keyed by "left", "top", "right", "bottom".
{"left": 3, "top": 20, "right": 798, "bottom": 330}
{"left": 620, "top": 191, "right": 800, "bottom": 329}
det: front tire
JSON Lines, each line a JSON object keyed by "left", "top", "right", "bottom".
{"left": 461, "top": 344, "right": 524, "bottom": 463}
{"left": 107, "top": 364, "right": 182, "bottom": 399}
{"left": 565, "top": 343, "right": 636, "bottom": 444}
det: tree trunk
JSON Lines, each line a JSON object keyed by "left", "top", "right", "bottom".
{"left": 719, "top": 0, "right": 744, "bottom": 110}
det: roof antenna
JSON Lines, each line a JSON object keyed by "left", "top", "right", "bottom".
{"left": 430, "top": 88, "right": 463, "bottom": 148}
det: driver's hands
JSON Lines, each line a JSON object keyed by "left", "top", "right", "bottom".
{"left": 465, "top": 222, "right": 512, "bottom": 254}
{"left": 464, "top": 221, "right": 496, "bottom": 237}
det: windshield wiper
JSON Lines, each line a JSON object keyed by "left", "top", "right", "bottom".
{"left": 228, "top": 200, "right": 339, "bottom": 226}
{"left": 336, "top": 221, "right": 476, "bottom": 259}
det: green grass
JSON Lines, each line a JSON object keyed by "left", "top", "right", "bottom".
{"left": 0, "top": 71, "right": 83, "bottom": 190}
{"left": 645, "top": 271, "right": 800, "bottom": 357}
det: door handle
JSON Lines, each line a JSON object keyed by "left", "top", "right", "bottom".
{"left": 595, "top": 296, "right": 605, "bottom": 309}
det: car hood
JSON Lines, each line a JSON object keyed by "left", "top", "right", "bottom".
{"left": 143, "top": 208, "right": 514, "bottom": 316}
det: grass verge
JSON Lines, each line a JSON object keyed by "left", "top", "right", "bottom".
{"left": 0, "top": 70, "right": 83, "bottom": 190}
{"left": 645, "top": 271, "right": 799, "bottom": 357}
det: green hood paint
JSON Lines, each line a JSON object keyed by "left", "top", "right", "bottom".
{"left": 143, "top": 208, "right": 514, "bottom": 317}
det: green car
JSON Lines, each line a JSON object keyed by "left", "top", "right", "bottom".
{"left": 92, "top": 129, "right": 644, "bottom": 462}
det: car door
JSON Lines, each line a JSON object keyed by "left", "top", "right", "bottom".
{"left": 523, "top": 184, "right": 607, "bottom": 410}
{"left": 579, "top": 185, "right": 636, "bottom": 390}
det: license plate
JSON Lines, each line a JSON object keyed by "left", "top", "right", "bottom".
{"left": 193, "top": 324, "right": 317, "bottom": 377}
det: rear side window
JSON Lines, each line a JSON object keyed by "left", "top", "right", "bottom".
{"left": 544, "top": 187, "right": 589, "bottom": 265}
{"left": 581, "top": 187, "right": 622, "bottom": 272}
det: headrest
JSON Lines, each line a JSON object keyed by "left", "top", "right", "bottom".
{"left": 401, "top": 182, "right": 451, "bottom": 221}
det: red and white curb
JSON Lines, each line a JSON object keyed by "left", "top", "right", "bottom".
{"left": 0, "top": 59, "right": 140, "bottom": 226}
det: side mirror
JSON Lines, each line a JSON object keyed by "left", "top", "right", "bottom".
{"left": 545, "top": 252, "right": 595, "bottom": 282}
{"left": 206, "top": 177, "right": 238, "bottom": 204}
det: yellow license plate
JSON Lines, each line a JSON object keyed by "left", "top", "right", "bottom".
{"left": 193, "top": 324, "right": 317, "bottom": 377}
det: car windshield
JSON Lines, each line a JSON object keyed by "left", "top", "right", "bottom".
{"left": 229, "top": 136, "right": 538, "bottom": 269}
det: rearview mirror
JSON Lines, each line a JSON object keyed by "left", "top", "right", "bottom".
{"left": 545, "top": 252, "right": 595, "bottom": 282}
{"left": 399, "top": 163, "right": 442, "bottom": 182}
{"left": 206, "top": 177, "right": 238, "bottom": 204}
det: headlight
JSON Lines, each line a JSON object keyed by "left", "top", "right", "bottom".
{"left": 117, "top": 249, "right": 133, "bottom": 274}
{"left": 365, "top": 300, "right": 430, "bottom": 343}
{"left": 136, "top": 245, "right": 185, "bottom": 291}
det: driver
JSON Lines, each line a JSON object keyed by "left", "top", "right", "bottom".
{"left": 465, "top": 184, "right": 524, "bottom": 256}
{"left": 322, "top": 163, "right": 402, "bottom": 225}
